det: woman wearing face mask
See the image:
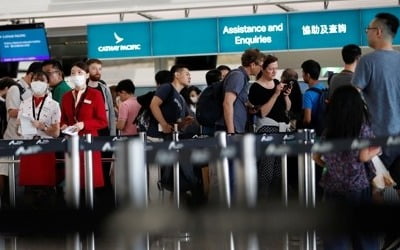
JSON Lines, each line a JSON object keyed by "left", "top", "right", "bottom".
{"left": 60, "top": 62, "right": 108, "bottom": 198}
{"left": 180, "top": 85, "right": 201, "bottom": 138}
{"left": 17, "top": 72, "right": 61, "bottom": 208}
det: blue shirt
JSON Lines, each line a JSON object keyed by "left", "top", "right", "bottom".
{"left": 302, "top": 82, "right": 326, "bottom": 118}
{"left": 217, "top": 67, "right": 249, "bottom": 133}
{"left": 352, "top": 50, "right": 400, "bottom": 137}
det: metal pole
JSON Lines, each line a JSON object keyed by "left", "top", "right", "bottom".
{"left": 86, "top": 232, "right": 95, "bottom": 250}
{"left": 8, "top": 155, "right": 16, "bottom": 208}
{"left": 242, "top": 134, "right": 257, "bottom": 208}
{"left": 281, "top": 153, "right": 288, "bottom": 207}
{"left": 216, "top": 131, "right": 231, "bottom": 208}
{"left": 84, "top": 134, "right": 94, "bottom": 210}
{"left": 127, "top": 138, "right": 148, "bottom": 208}
{"left": 139, "top": 132, "right": 150, "bottom": 204}
{"left": 172, "top": 124, "right": 180, "bottom": 208}
{"left": 66, "top": 232, "right": 80, "bottom": 250}
{"left": 65, "top": 135, "right": 80, "bottom": 209}
{"left": 307, "top": 130, "right": 317, "bottom": 250}
{"left": 308, "top": 130, "right": 316, "bottom": 208}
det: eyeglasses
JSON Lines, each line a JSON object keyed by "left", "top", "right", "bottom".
{"left": 365, "top": 27, "right": 378, "bottom": 33}
{"left": 45, "top": 70, "right": 60, "bottom": 75}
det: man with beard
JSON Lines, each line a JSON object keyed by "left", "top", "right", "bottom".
{"left": 86, "top": 58, "right": 116, "bottom": 136}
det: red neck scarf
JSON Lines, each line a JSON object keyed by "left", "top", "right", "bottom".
{"left": 33, "top": 96, "right": 45, "bottom": 107}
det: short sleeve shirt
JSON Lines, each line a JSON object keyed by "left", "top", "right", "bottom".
{"left": 302, "top": 82, "right": 326, "bottom": 118}
{"left": 320, "top": 123, "right": 375, "bottom": 193}
{"left": 118, "top": 96, "right": 141, "bottom": 136}
{"left": 248, "top": 80, "right": 289, "bottom": 123}
{"left": 3, "top": 79, "right": 32, "bottom": 139}
{"left": 18, "top": 96, "right": 61, "bottom": 139}
{"left": 147, "top": 84, "right": 188, "bottom": 138}
{"left": 352, "top": 50, "right": 400, "bottom": 137}
{"left": 218, "top": 67, "right": 249, "bottom": 133}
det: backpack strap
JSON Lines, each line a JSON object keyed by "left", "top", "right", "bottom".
{"left": 306, "top": 87, "right": 323, "bottom": 94}
{"left": 15, "top": 80, "right": 26, "bottom": 101}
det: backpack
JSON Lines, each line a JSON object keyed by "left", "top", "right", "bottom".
{"left": 306, "top": 87, "right": 329, "bottom": 136}
{"left": 195, "top": 81, "right": 224, "bottom": 127}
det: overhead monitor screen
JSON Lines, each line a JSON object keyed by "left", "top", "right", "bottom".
{"left": 0, "top": 23, "right": 50, "bottom": 62}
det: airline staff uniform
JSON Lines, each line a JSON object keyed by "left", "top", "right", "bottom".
{"left": 60, "top": 87, "right": 108, "bottom": 188}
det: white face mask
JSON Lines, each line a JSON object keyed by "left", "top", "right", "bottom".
{"left": 190, "top": 96, "right": 198, "bottom": 104}
{"left": 70, "top": 75, "right": 86, "bottom": 88}
{"left": 31, "top": 81, "right": 48, "bottom": 96}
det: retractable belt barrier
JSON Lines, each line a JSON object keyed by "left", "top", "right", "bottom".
{"left": 1, "top": 132, "right": 397, "bottom": 159}
{"left": 1, "top": 132, "right": 400, "bottom": 210}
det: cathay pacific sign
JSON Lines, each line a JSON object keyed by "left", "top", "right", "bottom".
{"left": 87, "top": 22, "right": 151, "bottom": 59}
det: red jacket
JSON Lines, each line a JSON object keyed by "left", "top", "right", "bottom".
{"left": 61, "top": 87, "right": 108, "bottom": 188}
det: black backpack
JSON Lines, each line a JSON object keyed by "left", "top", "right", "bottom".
{"left": 195, "top": 81, "right": 224, "bottom": 127}
{"left": 306, "top": 87, "right": 329, "bottom": 136}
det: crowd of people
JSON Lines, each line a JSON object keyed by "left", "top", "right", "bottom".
{"left": 0, "top": 11, "right": 398, "bottom": 249}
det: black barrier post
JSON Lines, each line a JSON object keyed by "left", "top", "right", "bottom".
{"left": 216, "top": 131, "right": 231, "bottom": 208}
{"left": 65, "top": 135, "right": 80, "bottom": 209}
{"left": 116, "top": 138, "right": 148, "bottom": 208}
{"left": 172, "top": 124, "right": 180, "bottom": 208}
{"left": 84, "top": 134, "right": 94, "bottom": 210}
{"left": 241, "top": 134, "right": 257, "bottom": 207}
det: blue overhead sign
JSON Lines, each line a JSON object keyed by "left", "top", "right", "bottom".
{"left": 152, "top": 18, "right": 218, "bottom": 56}
{"left": 86, "top": 6, "right": 400, "bottom": 59}
{"left": 360, "top": 7, "right": 400, "bottom": 46}
{"left": 87, "top": 22, "right": 151, "bottom": 59}
{"left": 218, "top": 14, "right": 288, "bottom": 53}
{"left": 288, "top": 10, "right": 362, "bottom": 50}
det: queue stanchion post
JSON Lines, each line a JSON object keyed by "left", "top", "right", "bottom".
{"left": 242, "top": 133, "right": 257, "bottom": 208}
{"left": 84, "top": 134, "right": 94, "bottom": 210}
{"left": 297, "top": 129, "right": 307, "bottom": 206}
{"left": 308, "top": 129, "right": 316, "bottom": 208}
{"left": 306, "top": 129, "right": 317, "bottom": 250}
{"left": 139, "top": 131, "right": 150, "bottom": 204}
{"left": 172, "top": 124, "right": 180, "bottom": 208}
{"left": 65, "top": 135, "right": 80, "bottom": 209}
{"left": 216, "top": 131, "right": 231, "bottom": 208}
{"left": 8, "top": 155, "right": 16, "bottom": 208}
{"left": 281, "top": 151, "right": 288, "bottom": 207}
{"left": 116, "top": 138, "right": 147, "bottom": 208}
{"left": 281, "top": 137, "right": 289, "bottom": 250}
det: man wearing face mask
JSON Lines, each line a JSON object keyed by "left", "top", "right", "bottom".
{"left": 86, "top": 58, "right": 116, "bottom": 136}
{"left": 17, "top": 80, "right": 61, "bottom": 208}
{"left": 60, "top": 62, "right": 108, "bottom": 206}
{"left": 0, "top": 62, "right": 42, "bottom": 205}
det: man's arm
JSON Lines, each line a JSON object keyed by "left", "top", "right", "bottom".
{"left": 302, "top": 108, "right": 312, "bottom": 127}
{"left": 223, "top": 91, "right": 237, "bottom": 134}
{"left": 150, "top": 96, "right": 173, "bottom": 134}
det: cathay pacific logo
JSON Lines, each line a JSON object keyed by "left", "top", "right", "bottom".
{"left": 114, "top": 32, "right": 124, "bottom": 44}
{"left": 97, "top": 32, "right": 142, "bottom": 53}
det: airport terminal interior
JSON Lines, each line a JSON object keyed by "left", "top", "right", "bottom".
{"left": 0, "top": 0, "right": 400, "bottom": 249}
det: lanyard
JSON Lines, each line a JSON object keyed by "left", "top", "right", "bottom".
{"left": 72, "top": 88, "right": 88, "bottom": 122}
{"left": 32, "top": 95, "right": 47, "bottom": 121}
